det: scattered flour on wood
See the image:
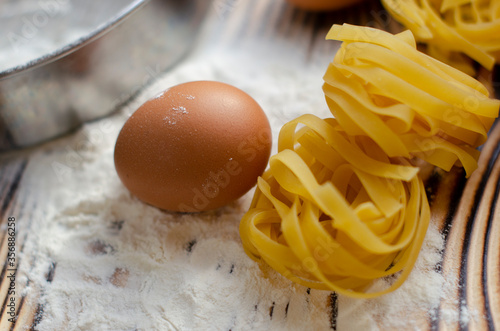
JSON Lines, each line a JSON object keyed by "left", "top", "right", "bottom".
{"left": 16, "top": 13, "right": 463, "bottom": 331}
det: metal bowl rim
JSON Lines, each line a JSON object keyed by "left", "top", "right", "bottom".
{"left": 0, "top": 0, "right": 146, "bottom": 81}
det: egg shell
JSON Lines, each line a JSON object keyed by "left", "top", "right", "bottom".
{"left": 114, "top": 81, "right": 272, "bottom": 212}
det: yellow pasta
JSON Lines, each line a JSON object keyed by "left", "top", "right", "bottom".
{"left": 239, "top": 24, "right": 499, "bottom": 298}
{"left": 324, "top": 24, "right": 499, "bottom": 177}
{"left": 382, "top": 0, "right": 500, "bottom": 73}
{"left": 240, "top": 115, "right": 430, "bottom": 298}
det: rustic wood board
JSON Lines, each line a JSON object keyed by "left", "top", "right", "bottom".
{"left": 1, "top": 0, "right": 499, "bottom": 329}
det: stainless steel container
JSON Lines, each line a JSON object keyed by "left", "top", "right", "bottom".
{"left": 0, "top": 0, "right": 209, "bottom": 151}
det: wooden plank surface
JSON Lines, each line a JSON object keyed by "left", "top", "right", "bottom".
{"left": 1, "top": 0, "right": 499, "bottom": 329}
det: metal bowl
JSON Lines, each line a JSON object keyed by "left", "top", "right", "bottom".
{"left": 0, "top": 0, "right": 209, "bottom": 151}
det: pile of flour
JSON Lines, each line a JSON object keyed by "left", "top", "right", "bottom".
{"left": 0, "top": 0, "right": 138, "bottom": 72}
{"left": 17, "top": 12, "right": 461, "bottom": 331}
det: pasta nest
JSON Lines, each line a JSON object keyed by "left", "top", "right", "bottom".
{"left": 382, "top": 0, "right": 500, "bottom": 73}
{"left": 240, "top": 24, "right": 499, "bottom": 298}
{"left": 240, "top": 114, "right": 430, "bottom": 298}
{"left": 324, "top": 24, "right": 499, "bottom": 178}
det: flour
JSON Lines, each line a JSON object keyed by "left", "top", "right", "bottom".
{"left": 16, "top": 8, "right": 458, "bottom": 331}
{"left": 337, "top": 223, "right": 448, "bottom": 330}
{"left": 0, "top": 0, "right": 138, "bottom": 73}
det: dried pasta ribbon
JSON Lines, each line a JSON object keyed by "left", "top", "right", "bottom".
{"left": 240, "top": 114, "right": 430, "bottom": 298}
{"left": 240, "top": 25, "right": 498, "bottom": 298}
{"left": 324, "top": 24, "right": 500, "bottom": 177}
{"left": 381, "top": 0, "right": 500, "bottom": 72}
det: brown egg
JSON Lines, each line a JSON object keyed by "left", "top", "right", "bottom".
{"left": 114, "top": 81, "right": 272, "bottom": 212}
{"left": 285, "top": 0, "right": 366, "bottom": 11}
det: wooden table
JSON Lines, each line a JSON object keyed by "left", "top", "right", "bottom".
{"left": 1, "top": 0, "right": 499, "bottom": 329}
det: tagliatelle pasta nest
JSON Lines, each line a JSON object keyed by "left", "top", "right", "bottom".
{"left": 382, "top": 0, "right": 500, "bottom": 74}
{"left": 324, "top": 24, "right": 499, "bottom": 178}
{"left": 240, "top": 114, "right": 430, "bottom": 298}
{"left": 240, "top": 24, "right": 500, "bottom": 298}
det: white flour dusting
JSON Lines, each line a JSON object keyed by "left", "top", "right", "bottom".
{"left": 15, "top": 10, "right": 460, "bottom": 331}
{"left": 0, "top": 0, "right": 138, "bottom": 72}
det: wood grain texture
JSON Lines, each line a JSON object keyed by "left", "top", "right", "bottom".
{"left": 436, "top": 119, "right": 500, "bottom": 331}
{"left": 0, "top": 0, "right": 498, "bottom": 329}
{"left": 0, "top": 157, "right": 30, "bottom": 330}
